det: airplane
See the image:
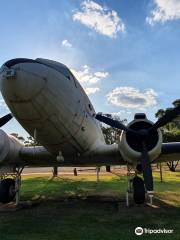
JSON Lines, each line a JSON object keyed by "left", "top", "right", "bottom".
{"left": 0, "top": 58, "right": 179, "bottom": 205}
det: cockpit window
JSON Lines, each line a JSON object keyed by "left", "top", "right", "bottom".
{"left": 36, "top": 58, "right": 71, "bottom": 80}
{"left": 36, "top": 58, "right": 79, "bottom": 89}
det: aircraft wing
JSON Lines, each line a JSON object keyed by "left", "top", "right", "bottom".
{"left": 19, "top": 143, "right": 126, "bottom": 167}
{"left": 0, "top": 129, "right": 125, "bottom": 167}
{"left": 154, "top": 142, "right": 180, "bottom": 163}
{"left": 1, "top": 128, "right": 179, "bottom": 168}
{"left": 20, "top": 142, "right": 180, "bottom": 166}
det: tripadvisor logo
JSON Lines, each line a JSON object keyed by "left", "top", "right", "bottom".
{"left": 135, "top": 227, "right": 174, "bottom": 235}
{"left": 135, "top": 227, "right": 143, "bottom": 235}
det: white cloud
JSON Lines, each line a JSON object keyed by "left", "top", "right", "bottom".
{"left": 85, "top": 87, "right": 100, "bottom": 95}
{"left": 62, "top": 39, "right": 72, "bottom": 47}
{"left": 71, "top": 65, "right": 109, "bottom": 85}
{"left": 146, "top": 0, "right": 180, "bottom": 25}
{"left": 111, "top": 110, "right": 132, "bottom": 116}
{"left": 71, "top": 65, "right": 108, "bottom": 95}
{"left": 73, "top": 0, "right": 125, "bottom": 37}
{"left": 94, "top": 71, "right": 109, "bottom": 78}
{"left": 107, "top": 87, "right": 158, "bottom": 109}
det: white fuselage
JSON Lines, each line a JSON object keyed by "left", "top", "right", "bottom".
{"left": 0, "top": 58, "right": 105, "bottom": 157}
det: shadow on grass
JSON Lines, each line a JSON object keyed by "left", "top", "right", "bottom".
{"left": 21, "top": 176, "right": 128, "bottom": 201}
{"left": 0, "top": 176, "right": 180, "bottom": 240}
{"left": 21, "top": 176, "right": 180, "bottom": 206}
{"left": 0, "top": 193, "right": 179, "bottom": 240}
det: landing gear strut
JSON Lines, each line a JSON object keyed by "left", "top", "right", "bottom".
{"left": 126, "top": 165, "right": 135, "bottom": 206}
{"left": 0, "top": 167, "right": 23, "bottom": 205}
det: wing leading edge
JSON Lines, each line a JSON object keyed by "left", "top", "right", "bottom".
{"left": 154, "top": 142, "right": 180, "bottom": 163}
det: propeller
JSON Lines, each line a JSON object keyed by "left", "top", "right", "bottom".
{"left": 95, "top": 114, "right": 139, "bottom": 137}
{"left": 148, "top": 105, "right": 180, "bottom": 134}
{"left": 141, "top": 141, "right": 153, "bottom": 191}
{"left": 95, "top": 106, "right": 180, "bottom": 192}
{"left": 0, "top": 113, "right": 13, "bottom": 127}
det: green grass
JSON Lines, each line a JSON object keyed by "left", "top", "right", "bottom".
{"left": 0, "top": 171, "right": 180, "bottom": 240}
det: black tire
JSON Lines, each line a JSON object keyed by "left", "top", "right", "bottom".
{"left": 133, "top": 176, "right": 145, "bottom": 204}
{"left": 0, "top": 178, "right": 16, "bottom": 203}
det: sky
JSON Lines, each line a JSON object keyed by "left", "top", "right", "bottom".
{"left": 0, "top": 0, "right": 180, "bottom": 137}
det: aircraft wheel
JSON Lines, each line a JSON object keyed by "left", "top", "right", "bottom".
{"left": 0, "top": 178, "right": 16, "bottom": 203}
{"left": 133, "top": 176, "right": 145, "bottom": 204}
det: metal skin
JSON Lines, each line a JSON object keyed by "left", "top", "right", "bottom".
{"left": 0, "top": 58, "right": 121, "bottom": 167}
{"left": 0, "top": 130, "right": 23, "bottom": 165}
{"left": 0, "top": 58, "right": 179, "bottom": 168}
{"left": 0, "top": 59, "right": 105, "bottom": 155}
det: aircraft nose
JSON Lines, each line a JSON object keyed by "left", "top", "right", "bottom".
{"left": 0, "top": 58, "right": 47, "bottom": 103}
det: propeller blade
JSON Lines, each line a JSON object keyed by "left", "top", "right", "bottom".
{"left": 149, "top": 105, "right": 180, "bottom": 133}
{"left": 95, "top": 114, "right": 128, "bottom": 131}
{"left": 95, "top": 114, "right": 140, "bottom": 137}
{"left": 0, "top": 113, "right": 13, "bottom": 127}
{"left": 141, "top": 141, "right": 153, "bottom": 192}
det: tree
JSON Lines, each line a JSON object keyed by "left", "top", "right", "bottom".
{"left": 10, "top": 133, "right": 39, "bottom": 146}
{"left": 24, "top": 135, "right": 37, "bottom": 146}
{"left": 10, "top": 133, "right": 25, "bottom": 142}
{"left": 101, "top": 115, "right": 127, "bottom": 145}
{"left": 155, "top": 99, "right": 180, "bottom": 172}
{"left": 173, "top": 99, "right": 180, "bottom": 107}
{"left": 155, "top": 99, "right": 180, "bottom": 140}
{"left": 155, "top": 109, "right": 165, "bottom": 119}
{"left": 167, "top": 161, "right": 179, "bottom": 172}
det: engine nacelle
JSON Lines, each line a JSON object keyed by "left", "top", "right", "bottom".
{"left": 119, "top": 116, "right": 162, "bottom": 164}
{"left": 0, "top": 130, "right": 23, "bottom": 165}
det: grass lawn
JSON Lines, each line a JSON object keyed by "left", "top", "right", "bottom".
{"left": 0, "top": 171, "right": 179, "bottom": 240}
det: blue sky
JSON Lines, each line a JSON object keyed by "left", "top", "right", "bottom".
{"left": 0, "top": 0, "right": 180, "bottom": 137}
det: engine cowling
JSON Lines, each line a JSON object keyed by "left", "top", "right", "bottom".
{"left": 0, "top": 130, "right": 23, "bottom": 165}
{"left": 119, "top": 117, "right": 162, "bottom": 164}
